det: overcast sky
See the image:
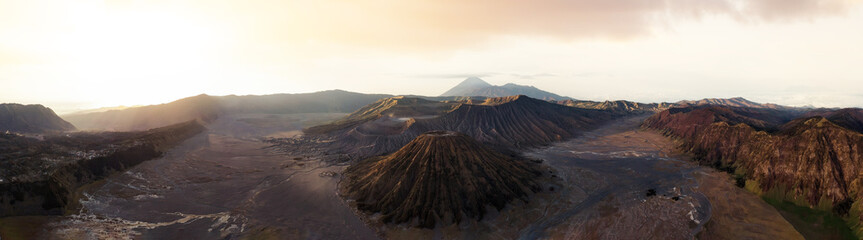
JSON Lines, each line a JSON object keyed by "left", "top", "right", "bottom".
{"left": 1, "top": 0, "right": 862, "bottom": 113}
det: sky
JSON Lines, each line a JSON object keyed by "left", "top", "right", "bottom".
{"left": 1, "top": 0, "right": 862, "bottom": 114}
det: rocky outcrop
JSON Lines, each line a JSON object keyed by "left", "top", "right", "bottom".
{"left": 557, "top": 99, "right": 673, "bottom": 113}
{"left": 0, "top": 104, "right": 75, "bottom": 133}
{"left": 0, "top": 121, "right": 204, "bottom": 217}
{"left": 803, "top": 108, "right": 863, "bottom": 134}
{"left": 674, "top": 97, "right": 791, "bottom": 109}
{"left": 643, "top": 105, "right": 800, "bottom": 138}
{"left": 304, "top": 96, "right": 458, "bottom": 135}
{"left": 343, "top": 131, "right": 542, "bottom": 228}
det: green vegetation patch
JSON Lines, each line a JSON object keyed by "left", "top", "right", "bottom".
{"left": 0, "top": 216, "right": 54, "bottom": 240}
{"left": 763, "top": 198, "right": 857, "bottom": 240}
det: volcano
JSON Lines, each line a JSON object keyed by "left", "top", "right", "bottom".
{"left": 311, "top": 95, "right": 615, "bottom": 158}
{"left": 342, "top": 131, "right": 542, "bottom": 228}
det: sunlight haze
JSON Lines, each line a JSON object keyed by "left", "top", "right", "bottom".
{"left": 1, "top": 0, "right": 862, "bottom": 113}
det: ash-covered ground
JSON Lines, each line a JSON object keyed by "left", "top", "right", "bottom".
{"left": 2, "top": 114, "right": 802, "bottom": 240}
{"left": 10, "top": 113, "right": 378, "bottom": 239}
{"left": 366, "top": 115, "right": 801, "bottom": 240}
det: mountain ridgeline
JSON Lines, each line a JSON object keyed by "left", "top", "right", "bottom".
{"left": 0, "top": 104, "right": 76, "bottom": 134}
{"left": 557, "top": 99, "right": 673, "bottom": 114}
{"left": 307, "top": 95, "right": 616, "bottom": 158}
{"left": 62, "top": 90, "right": 393, "bottom": 132}
{"left": 343, "top": 131, "right": 542, "bottom": 228}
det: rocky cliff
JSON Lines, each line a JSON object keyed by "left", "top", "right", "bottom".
{"left": 643, "top": 106, "right": 863, "bottom": 234}
{"left": 0, "top": 121, "right": 204, "bottom": 217}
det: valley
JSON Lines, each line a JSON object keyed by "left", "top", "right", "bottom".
{"left": 1, "top": 111, "right": 809, "bottom": 239}
{"left": 1, "top": 113, "right": 378, "bottom": 239}
{"left": 3, "top": 1, "right": 862, "bottom": 237}
{"left": 1, "top": 78, "right": 860, "bottom": 239}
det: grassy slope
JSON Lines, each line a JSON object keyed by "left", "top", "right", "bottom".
{"left": 743, "top": 180, "right": 858, "bottom": 240}
{"left": 762, "top": 199, "right": 857, "bottom": 240}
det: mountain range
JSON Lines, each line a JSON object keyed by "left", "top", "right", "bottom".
{"left": 50, "top": 78, "right": 783, "bottom": 133}
{"left": 4, "top": 78, "right": 863, "bottom": 238}
{"left": 62, "top": 90, "right": 393, "bottom": 132}
{"left": 307, "top": 95, "right": 616, "bottom": 158}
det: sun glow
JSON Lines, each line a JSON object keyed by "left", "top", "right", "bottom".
{"left": 16, "top": 2, "right": 235, "bottom": 109}
{"left": 2, "top": 0, "right": 863, "bottom": 113}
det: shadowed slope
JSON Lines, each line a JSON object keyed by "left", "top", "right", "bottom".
{"left": 804, "top": 108, "right": 863, "bottom": 134}
{"left": 418, "top": 95, "right": 608, "bottom": 148}
{"left": 63, "top": 90, "right": 393, "bottom": 132}
{"left": 343, "top": 131, "right": 541, "bottom": 228}
{"left": 304, "top": 96, "right": 458, "bottom": 135}
{"left": 0, "top": 104, "right": 75, "bottom": 133}
{"left": 219, "top": 90, "right": 392, "bottom": 114}
{"left": 62, "top": 94, "right": 221, "bottom": 132}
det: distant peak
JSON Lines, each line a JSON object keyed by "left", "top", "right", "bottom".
{"left": 440, "top": 76, "right": 493, "bottom": 96}
{"left": 461, "top": 76, "right": 491, "bottom": 85}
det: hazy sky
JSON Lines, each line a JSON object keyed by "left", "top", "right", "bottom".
{"left": 1, "top": 0, "right": 862, "bottom": 113}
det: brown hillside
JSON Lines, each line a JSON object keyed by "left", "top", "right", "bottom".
{"left": 343, "top": 131, "right": 542, "bottom": 228}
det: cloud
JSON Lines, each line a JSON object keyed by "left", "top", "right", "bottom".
{"left": 741, "top": 0, "right": 856, "bottom": 21}
{"left": 1, "top": 0, "right": 859, "bottom": 62}
{"left": 207, "top": 0, "right": 859, "bottom": 51}
{"left": 412, "top": 73, "right": 499, "bottom": 79}
{"left": 509, "top": 73, "right": 557, "bottom": 79}
{"left": 413, "top": 72, "right": 556, "bottom": 80}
